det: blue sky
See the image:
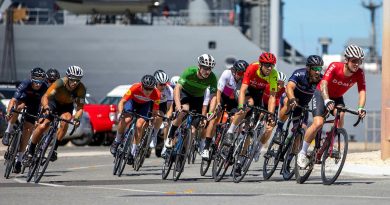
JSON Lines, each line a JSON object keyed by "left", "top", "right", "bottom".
{"left": 283, "top": 0, "right": 383, "bottom": 56}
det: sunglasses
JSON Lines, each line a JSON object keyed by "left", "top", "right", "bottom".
{"left": 31, "top": 79, "right": 44, "bottom": 85}
{"left": 69, "top": 78, "right": 81, "bottom": 84}
{"left": 158, "top": 83, "right": 167, "bottom": 87}
{"left": 200, "top": 66, "right": 212, "bottom": 71}
{"left": 262, "top": 63, "right": 274, "bottom": 68}
{"left": 235, "top": 71, "right": 245, "bottom": 76}
{"left": 349, "top": 58, "right": 362, "bottom": 65}
{"left": 310, "top": 66, "right": 323, "bottom": 72}
{"left": 144, "top": 87, "right": 154, "bottom": 91}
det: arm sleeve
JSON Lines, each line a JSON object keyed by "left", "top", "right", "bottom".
{"left": 203, "top": 88, "right": 210, "bottom": 106}
{"left": 152, "top": 90, "right": 161, "bottom": 110}
{"left": 13, "top": 81, "right": 28, "bottom": 100}
{"left": 322, "top": 63, "right": 336, "bottom": 83}
{"left": 269, "top": 69, "right": 278, "bottom": 92}
{"left": 288, "top": 70, "right": 299, "bottom": 85}
{"left": 121, "top": 84, "right": 137, "bottom": 101}
{"left": 167, "top": 86, "right": 174, "bottom": 102}
{"left": 75, "top": 85, "right": 87, "bottom": 108}
{"left": 208, "top": 74, "right": 218, "bottom": 94}
{"left": 242, "top": 66, "right": 252, "bottom": 85}
{"left": 217, "top": 70, "right": 229, "bottom": 92}
{"left": 178, "top": 69, "right": 190, "bottom": 86}
{"left": 356, "top": 70, "right": 366, "bottom": 92}
{"left": 45, "top": 80, "right": 61, "bottom": 100}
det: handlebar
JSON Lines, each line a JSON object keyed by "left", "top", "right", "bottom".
{"left": 335, "top": 106, "right": 362, "bottom": 127}
{"left": 10, "top": 107, "right": 39, "bottom": 119}
{"left": 122, "top": 110, "right": 154, "bottom": 121}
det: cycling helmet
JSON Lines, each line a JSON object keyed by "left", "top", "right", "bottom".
{"left": 66, "top": 65, "right": 84, "bottom": 79}
{"left": 141, "top": 75, "right": 157, "bottom": 89}
{"left": 259, "top": 52, "right": 277, "bottom": 65}
{"left": 31, "top": 67, "right": 46, "bottom": 79}
{"left": 306, "top": 55, "right": 324, "bottom": 67}
{"left": 277, "top": 71, "right": 287, "bottom": 82}
{"left": 46, "top": 68, "right": 60, "bottom": 82}
{"left": 344, "top": 44, "right": 365, "bottom": 59}
{"left": 232, "top": 60, "right": 249, "bottom": 72}
{"left": 154, "top": 70, "right": 169, "bottom": 84}
{"left": 198, "top": 54, "right": 216, "bottom": 68}
{"left": 170, "top": 76, "right": 180, "bottom": 87}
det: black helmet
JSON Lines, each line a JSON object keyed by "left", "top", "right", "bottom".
{"left": 30, "top": 67, "right": 46, "bottom": 79}
{"left": 141, "top": 75, "right": 157, "bottom": 89}
{"left": 46, "top": 68, "right": 60, "bottom": 82}
{"left": 232, "top": 60, "right": 249, "bottom": 72}
{"left": 306, "top": 55, "right": 324, "bottom": 67}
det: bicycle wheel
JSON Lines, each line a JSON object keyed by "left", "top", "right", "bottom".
{"left": 200, "top": 145, "right": 213, "bottom": 176}
{"left": 134, "top": 130, "right": 150, "bottom": 171}
{"left": 282, "top": 131, "right": 302, "bottom": 181}
{"left": 4, "top": 132, "right": 21, "bottom": 179}
{"left": 162, "top": 149, "right": 174, "bottom": 180}
{"left": 321, "top": 128, "right": 348, "bottom": 185}
{"left": 212, "top": 144, "right": 230, "bottom": 182}
{"left": 262, "top": 132, "right": 283, "bottom": 180}
{"left": 34, "top": 134, "right": 56, "bottom": 183}
{"left": 187, "top": 134, "right": 196, "bottom": 165}
{"left": 116, "top": 128, "right": 134, "bottom": 176}
{"left": 233, "top": 133, "right": 257, "bottom": 183}
{"left": 173, "top": 129, "right": 190, "bottom": 181}
{"left": 26, "top": 139, "right": 44, "bottom": 182}
{"left": 294, "top": 140, "right": 315, "bottom": 184}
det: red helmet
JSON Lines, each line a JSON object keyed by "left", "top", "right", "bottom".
{"left": 259, "top": 52, "right": 276, "bottom": 65}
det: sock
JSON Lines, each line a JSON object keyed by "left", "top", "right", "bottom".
{"left": 277, "top": 120, "right": 285, "bottom": 130}
{"left": 5, "top": 122, "right": 15, "bottom": 133}
{"left": 29, "top": 143, "right": 37, "bottom": 155}
{"left": 204, "top": 137, "right": 212, "bottom": 150}
{"left": 152, "top": 128, "right": 159, "bottom": 139}
{"left": 168, "top": 125, "right": 178, "bottom": 139}
{"left": 227, "top": 124, "right": 237, "bottom": 134}
{"left": 131, "top": 144, "right": 139, "bottom": 156}
{"left": 17, "top": 152, "right": 23, "bottom": 162}
{"left": 54, "top": 140, "right": 60, "bottom": 151}
{"left": 300, "top": 141, "right": 310, "bottom": 155}
{"left": 115, "top": 132, "right": 122, "bottom": 143}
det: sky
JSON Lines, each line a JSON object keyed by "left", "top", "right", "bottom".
{"left": 283, "top": 0, "right": 383, "bottom": 56}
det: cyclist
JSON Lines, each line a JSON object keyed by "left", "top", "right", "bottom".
{"left": 273, "top": 55, "right": 324, "bottom": 144}
{"left": 110, "top": 75, "right": 160, "bottom": 165}
{"left": 46, "top": 68, "right": 61, "bottom": 86}
{"left": 169, "top": 76, "right": 180, "bottom": 89}
{"left": 201, "top": 60, "right": 249, "bottom": 160}
{"left": 297, "top": 45, "right": 367, "bottom": 168}
{"left": 25, "top": 66, "right": 86, "bottom": 165}
{"left": 224, "top": 52, "right": 279, "bottom": 175}
{"left": 164, "top": 54, "right": 218, "bottom": 149}
{"left": 2, "top": 67, "right": 47, "bottom": 173}
{"left": 152, "top": 70, "right": 173, "bottom": 148}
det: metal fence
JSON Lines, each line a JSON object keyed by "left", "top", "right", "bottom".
{"left": 364, "top": 110, "right": 381, "bottom": 150}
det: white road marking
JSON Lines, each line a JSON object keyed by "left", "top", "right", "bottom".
{"left": 66, "top": 164, "right": 111, "bottom": 171}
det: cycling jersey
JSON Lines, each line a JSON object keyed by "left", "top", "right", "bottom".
{"left": 203, "top": 87, "right": 211, "bottom": 106}
{"left": 14, "top": 79, "right": 48, "bottom": 102}
{"left": 289, "top": 68, "right": 322, "bottom": 106}
{"left": 217, "top": 69, "right": 238, "bottom": 99}
{"left": 242, "top": 62, "right": 278, "bottom": 92}
{"left": 160, "top": 86, "right": 173, "bottom": 104}
{"left": 262, "top": 84, "right": 285, "bottom": 106}
{"left": 317, "top": 62, "right": 366, "bottom": 98}
{"left": 46, "top": 78, "right": 86, "bottom": 108}
{"left": 122, "top": 82, "right": 161, "bottom": 110}
{"left": 178, "top": 66, "right": 218, "bottom": 97}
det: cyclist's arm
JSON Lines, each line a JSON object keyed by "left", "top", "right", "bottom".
{"left": 319, "top": 80, "right": 330, "bottom": 100}
{"left": 209, "top": 94, "right": 216, "bottom": 113}
{"left": 358, "top": 90, "right": 366, "bottom": 109}
{"left": 267, "top": 92, "right": 276, "bottom": 114}
{"left": 41, "top": 93, "right": 50, "bottom": 111}
{"left": 286, "top": 81, "right": 297, "bottom": 100}
{"left": 166, "top": 102, "right": 173, "bottom": 118}
{"left": 173, "top": 83, "right": 182, "bottom": 109}
{"left": 216, "top": 89, "right": 222, "bottom": 106}
{"left": 6, "top": 98, "right": 17, "bottom": 115}
{"left": 74, "top": 107, "right": 83, "bottom": 121}
{"left": 117, "top": 98, "right": 127, "bottom": 114}
{"left": 238, "top": 83, "right": 249, "bottom": 108}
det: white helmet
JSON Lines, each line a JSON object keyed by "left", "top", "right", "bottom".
{"left": 278, "top": 71, "right": 287, "bottom": 82}
{"left": 170, "top": 76, "right": 180, "bottom": 86}
{"left": 66, "top": 65, "right": 84, "bottom": 79}
{"left": 198, "top": 54, "right": 216, "bottom": 68}
{"left": 154, "top": 70, "right": 169, "bottom": 84}
{"left": 344, "top": 44, "right": 365, "bottom": 59}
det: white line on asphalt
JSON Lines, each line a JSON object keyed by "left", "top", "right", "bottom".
{"left": 274, "top": 193, "right": 390, "bottom": 200}
{"left": 67, "top": 185, "right": 168, "bottom": 194}
{"left": 13, "top": 177, "right": 65, "bottom": 187}
{"left": 66, "top": 164, "right": 112, "bottom": 171}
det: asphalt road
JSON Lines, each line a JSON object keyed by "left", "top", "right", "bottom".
{"left": 1, "top": 146, "right": 390, "bottom": 205}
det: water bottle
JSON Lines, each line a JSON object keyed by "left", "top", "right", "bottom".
{"left": 285, "top": 132, "right": 293, "bottom": 145}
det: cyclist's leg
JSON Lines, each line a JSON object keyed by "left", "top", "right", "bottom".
{"left": 332, "top": 96, "right": 345, "bottom": 128}
{"left": 276, "top": 95, "right": 289, "bottom": 131}
{"left": 2, "top": 101, "right": 25, "bottom": 145}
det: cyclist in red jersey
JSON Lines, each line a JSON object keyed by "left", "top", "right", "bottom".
{"left": 110, "top": 75, "right": 161, "bottom": 165}
{"left": 297, "top": 44, "right": 367, "bottom": 168}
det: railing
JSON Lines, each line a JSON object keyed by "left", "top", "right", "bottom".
{"left": 364, "top": 110, "right": 381, "bottom": 151}
{"left": 1, "top": 8, "right": 64, "bottom": 25}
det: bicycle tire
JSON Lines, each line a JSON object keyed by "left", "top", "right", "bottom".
{"left": 34, "top": 135, "right": 56, "bottom": 183}
{"left": 233, "top": 133, "right": 257, "bottom": 183}
{"left": 26, "top": 139, "right": 45, "bottom": 182}
{"left": 262, "top": 133, "right": 283, "bottom": 180}
{"left": 162, "top": 149, "right": 174, "bottom": 180}
{"left": 321, "top": 128, "right": 348, "bottom": 185}
{"left": 200, "top": 145, "right": 213, "bottom": 176}
{"left": 4, "top": 132, "right": 21, "bottom": 179}
{"left": 187, "top": 134, "right": 196, "bottom": 165}
{"left": 282, "top": 131, "right": 302, "bottom": 181}
{"left": 173, "top": 129, "right": 190, "bottom": 181}
{"left": 134, "top": 130, "right": 150, "bottom": 171}
{"left": 113, "top": 146, "right": 123, "bottom": 175}
{"left": 212, "top": 145, "right": 230, "bottom": 182}
{"left": 294, "top": 148, "right": 315, "bottom": 184}
{"left": 116, "top": 128, "right": 134, "bottom": 176}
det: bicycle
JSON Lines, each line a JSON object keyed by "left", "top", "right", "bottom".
{"left": 231, "top": 105, "right": 272, "bottom": 183}
{"left": 161, "top": 110, "right": 206, "bottom": 181}
{"left": 3, "top": 107, "right": 37, "bottom": 179}
{"left": 295, "top": 106, "right": 362, "bottom": 185}
{"left": 187, "top": 121, "right": 204, "bottom": 165}
{"left": 200, "top": 108, "right": 235, "bottom": 176}
{"left": 113, "top": 110, "right": 152, "bottom": 176}
{"left": 25, "top": 112, "right": 76, "bottom": 183}
{"left": 262, "top": 105, "right": 312, "bottom": 180}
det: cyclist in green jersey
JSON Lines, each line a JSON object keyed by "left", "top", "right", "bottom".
{"left": 164, "top": 54, "right": 218, "bottom": 149}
